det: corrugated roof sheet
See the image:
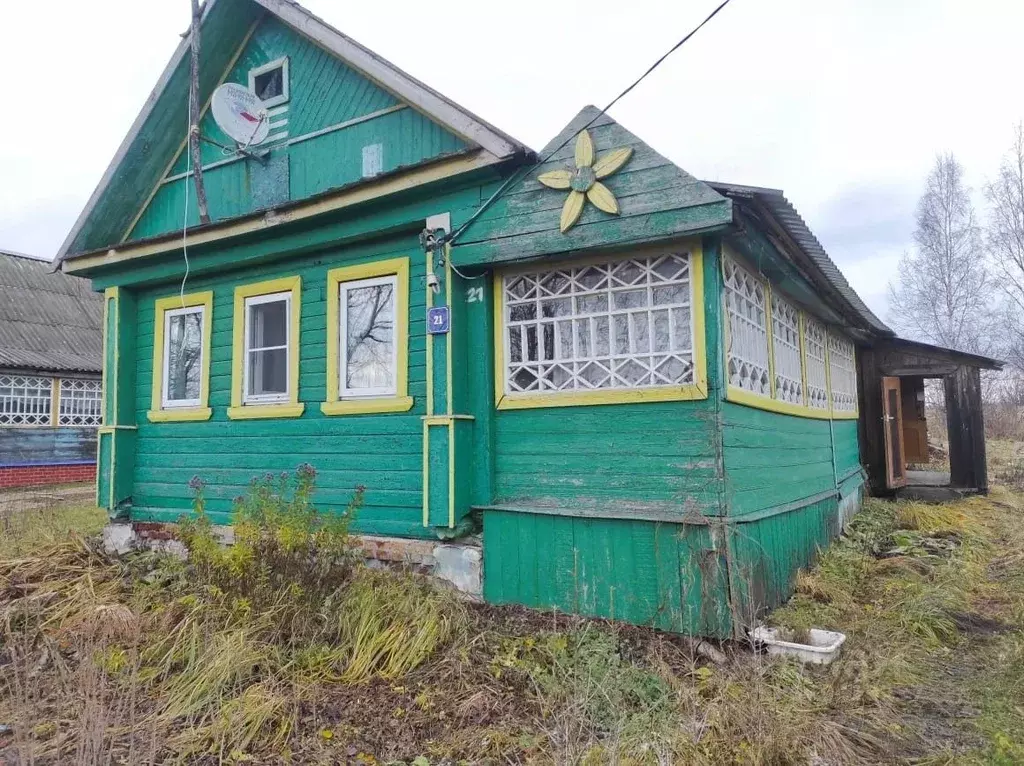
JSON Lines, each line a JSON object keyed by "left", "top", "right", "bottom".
{"left": 708, "top": 181, "right": 892, "bottom": 335}
{"left": 0, "top": 251, "right": 103, "bottom": 373}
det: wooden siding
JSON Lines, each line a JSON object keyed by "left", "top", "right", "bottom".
{"left": 723, "top": 402, "right": 855, "bottom": 516}
{"left": 727, "top": 490, "right": 859, "bottom": 627}
{"left": 0, "top": 427, "right": 97, "bottom": 466}
{"left": 484, "top": 511, "right": 732, "bottom": 637}
{"left": 454, "top": 108, "right": 732, "bottom": 268}
{"left": 129, "top": 15, "right": 466, "bottom": 242}
{"left": 128, "top": 235, "right": 430, "bottom": 536}
{"left": 492, "top": 403, "right": 720, "bottom": 518}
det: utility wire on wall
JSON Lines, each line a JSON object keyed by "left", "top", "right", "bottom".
{"left": 442, "top": 0, "right": 733, "bottom": 252}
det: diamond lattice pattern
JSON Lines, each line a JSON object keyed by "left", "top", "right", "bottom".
{"left": 772, "top": 295, "right": 803, "bottom": 404}
{"left": 723, "top": 256, "right": 770, "bottom": 395}
{"left": 0, "top": 375, "right": 53, "bottom": 426}
{"left": 59, "top": 378, "right": 102, "bottom": 426}
{"left": 503, "top": 253, "right": 695, "bottom": 395}
{"left": 803, "top": 318, "right": 829, "bottom": 410}
{"left": 828, "top": 334, "right": 857, "bottom": 412}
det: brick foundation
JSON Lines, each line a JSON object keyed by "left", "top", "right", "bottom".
{"left": 0, "top": 463, "right": 96, "bottom": 489}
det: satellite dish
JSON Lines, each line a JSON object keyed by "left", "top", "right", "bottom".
{"left": 210, "top": 83, "right": 270, "bottom": 146}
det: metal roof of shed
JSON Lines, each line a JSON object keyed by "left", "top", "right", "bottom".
{"left": 0, "top": 251, "right": 103, "bottom": 373}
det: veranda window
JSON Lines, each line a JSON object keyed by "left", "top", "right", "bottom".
{"left": 722, "top": 255, "right": 770, "bottom": 396}
{"left": 340, "top": 275, "right": 397, "bottom": 398}
{"left": 59, "top": 379, "right": 102, "bottom": 426}
{"left": 501, "top": 252, "right": 697, "bottom": 397}
{"left": 0, "top": 375, "right": 52, "bottom": 426}
{"left": 828, "top": 333, "right": 858, "bottom": 413}
{"left": 162, "top": 305, "right": 205, "bottom": 408}
{"left": 244, "top": 292, "right": 291, "bottom": 403}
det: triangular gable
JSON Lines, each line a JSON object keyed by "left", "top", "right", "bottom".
{"left": 57, "top": 0, "right": 526, "bottom": 263}
{"left": 453, "top": 106, "right": 733, "bottom": 267}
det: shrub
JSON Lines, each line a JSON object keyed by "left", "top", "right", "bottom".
{"left": 177, "top": 466, "right": 364, "bottom": 615}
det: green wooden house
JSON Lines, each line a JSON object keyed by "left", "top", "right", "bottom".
{"left": 55, "top": 0, "right": 998, "bottom": 638}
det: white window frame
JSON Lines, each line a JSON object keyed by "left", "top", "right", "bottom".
{"left": 161, "top": 304, "right": 205, "bottom": 409}
{"left": 58, "top": 378, "right": 102, "bottom": 427}
{"left": 248, "top": 57, "right": 290, "bottom": 108}
{"left": 338, "top": 274, "right": 399, "bottom": 400}
{"left": 501, "top": 252, "right": 697, "bottom": 397}
{"left": 243, "top": 291, "right": 292, "bottom": 405}
{"left": 0, "top": 374, "right": 53, "bottom": 427}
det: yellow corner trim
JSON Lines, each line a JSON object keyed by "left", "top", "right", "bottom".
{"left": 726, "top": 386, "right": 859, "bottom": 420}
{"left": 150, "top": 290, "right": 214, "bottom": 416}
{"left": 492, "top": 241, "right": 709, "bottom": 411}
{"left": 147, "top": 407, "right": 213, "bottom": 423}
{"left": 498, "top": 385, "right": 707, "bottom": 411}
{"left": 227, "top": 403, "right": 306, "bottom": 420}
{"left": 320, "top": 396, "right": 414, "bottom": 416}
{"left": 324, "top": 257, "right": 410, "bottom": 407}
{"left": 231, "top": 276, "right": 302, "bottom": 411}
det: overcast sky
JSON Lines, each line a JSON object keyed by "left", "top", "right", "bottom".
{"left": 2, "top": 0, "right": 1022, "bottom": 319}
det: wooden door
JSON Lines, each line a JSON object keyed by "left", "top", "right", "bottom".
{"left": 882, "top": 376, "right": 907, "bottom": 488}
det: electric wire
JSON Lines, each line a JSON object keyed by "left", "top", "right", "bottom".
{"left": 442, "top": 0, "right": 733, "bottom": 254}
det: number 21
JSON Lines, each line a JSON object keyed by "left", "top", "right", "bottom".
{"left": 467, "top": 287, "right": 484, "bottom": 303}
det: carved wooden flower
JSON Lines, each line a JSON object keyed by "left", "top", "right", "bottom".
{"left": 537, "top": 129, "right": 634, "bottom": 233}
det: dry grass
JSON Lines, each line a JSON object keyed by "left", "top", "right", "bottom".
{"left": 2, "top": 471, "right": 1023, "bottom": 764}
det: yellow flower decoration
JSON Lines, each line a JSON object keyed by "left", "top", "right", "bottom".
{"left": 537, "top": 129, "right": 634, "bottom": 233}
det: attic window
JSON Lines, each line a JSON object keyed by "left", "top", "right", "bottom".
{"left": 248, "top": 58, "right": 289, "bottom": 108}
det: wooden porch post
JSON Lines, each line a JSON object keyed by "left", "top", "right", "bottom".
{"left": 944, "top": 365, "right": 987, "bottom": 493}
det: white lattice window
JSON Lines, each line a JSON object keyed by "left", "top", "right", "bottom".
{"left": 0, "top": 375, "right": 53, "bottom": 426}
{"left": 803, "top": 318, "right": 829, "bottom": 410}
{"left": 58, "top": 378, "right": 102, "bottom": 426}
{"left": 502, "top": 252, "right": 695, "bottom": 395}
{"left": 828, "top": 333, "right": 858, "bottom": 412}
{"left": 723, "top": 256, "right": 770, "bottom": 396}
{"left": 771, "top": 294, "right": 803, "bottom": 404}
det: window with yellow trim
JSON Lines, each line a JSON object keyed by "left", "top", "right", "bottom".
{"left": 722, "top": 250, "right": 859, "bottom": 418}
{"left": 494, "top": 247, "right": 707, "bottom": 409}
{"left": 321, "top": 257, "right": 412, "bottom": 416}
{"left": 228, "top": 277, "right": 303, "bottom": 420}
{"left": 148, "top": 291, "right": 213, "bottom": 422}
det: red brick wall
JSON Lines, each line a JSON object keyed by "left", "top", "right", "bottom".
{"left": 0, "top": 463, "right": 96, "bottom": 489}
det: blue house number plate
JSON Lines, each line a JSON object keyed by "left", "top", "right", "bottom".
{"left": 427, "top": 306, "right": 450, "bottom": 334}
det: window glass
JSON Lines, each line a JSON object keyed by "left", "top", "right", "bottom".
{"left": 829, "top": 333, "right": 858, "bottom": 412}
{"left": 246, "top": 295, "right": 290, "bottom": 401}
{"left": 502, "top": 252, "right": 694, "bottom": 395}
{"left": 254, "top": 67, "right": 283, "bottom": 101}
{"left": 163, "top": 306, "right": 204, "bottom": 406}
{"left": 771, "top": 294, "right": 803, "bottom": 404}
{"left": 0, "top": 375, "right": 52, "bottom": 426}
{"left": 803, "top": 317, "right": 829, "bottom": 410}
{"left": 723, "top": 255, "right": 770, "bottom": 396}
{"left": 59, "top": 379, "right": 102, "bottom": 426}
{"left": 341, "top": 276, "right": 396, "bottom": 396}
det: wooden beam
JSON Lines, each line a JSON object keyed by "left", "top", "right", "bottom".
{"left": 945, "top": 365, "right": 988, "bottom": 492}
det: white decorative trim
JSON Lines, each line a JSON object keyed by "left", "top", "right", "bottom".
{"left": 0, "top": 374, "right": 53, "bottom": 426}
{"left": 723, "top": 254, "right": 770, "bottom": 396}
{"left": 828, "top": 333, "right": 858, "bottom": 412}
{"left": 501, "top": 252, "right": 696, "bottom": 395}
{"left": 248, "top": 56, "right": 290, "bottom": 108}
{"left": 803, "top": 317, "right": 829, "bottom": 410}
{"left": 58, "top": 378, "right": 103, "bottom": 427}
{"left": 771, "top": 293, "right": 803, "bottom": 404}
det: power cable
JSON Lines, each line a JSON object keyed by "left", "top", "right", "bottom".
{"left": 442, "top": 0, "right": 733, "bottom": 253}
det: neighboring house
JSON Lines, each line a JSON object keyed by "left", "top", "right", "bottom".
{"left": 0, "top": 250, "right": 103, "bottom": 488}
{"left": 53, "top": 0, "right": 999, "bottom": 637}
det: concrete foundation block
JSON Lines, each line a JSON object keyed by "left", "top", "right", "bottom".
{"left": 432, "top": 543, "right": 482, "bottom": 598}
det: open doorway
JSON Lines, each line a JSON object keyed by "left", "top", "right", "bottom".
{"left": 860, "top": 338, "right": 1002, "bottom": 499}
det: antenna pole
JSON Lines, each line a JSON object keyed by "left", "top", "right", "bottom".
{"left": 188, "top": 0, "right": 211, "bottom": 225}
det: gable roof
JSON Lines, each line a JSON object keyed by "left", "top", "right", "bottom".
{"left": 708, "top": 181, "right": 892, "bottom": 336}
{"left": 0, "top": 251, "right": 103, "bottom": 373}
{"left": 55, "top": 0, "right": 528, "bottom": 267}
{"left": 453, "top": 106, "right": 734, "bottom": 267}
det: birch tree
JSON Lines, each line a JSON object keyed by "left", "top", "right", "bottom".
{"left": 986, "top": 123, "right": 1024, "bottom": 370}
{"left": 888, "top": 153, "right": 992, "bottom": 353}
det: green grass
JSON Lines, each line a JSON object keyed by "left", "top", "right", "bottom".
{"left": 0, "top": 500, "right": 106, "bottom": 557}
{"left": 2, "top": 476, "right": 1023, "bottom": 764}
